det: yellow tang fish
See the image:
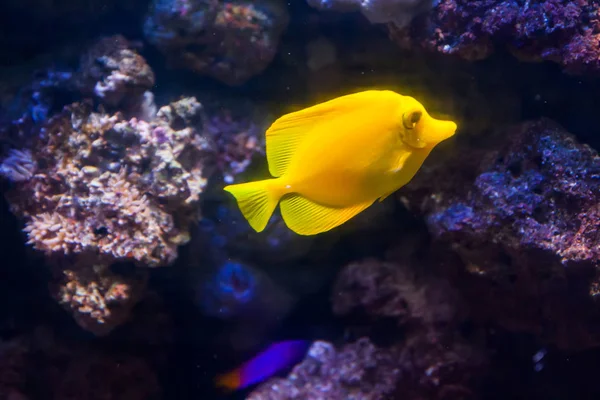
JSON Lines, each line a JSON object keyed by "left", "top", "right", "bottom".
{"left": 223, "top": 90, "right": 457, "bottom": 236}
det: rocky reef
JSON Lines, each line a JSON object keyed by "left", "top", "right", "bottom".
{"left": 388, "top": 0, "right": 600, "bottom": 75}
{"left": 2, "top": 0, "right": 600, "bottom": 399}
{"left": 0, "top": 34, "right": 275, "bottom": 336}
{"left": 143, "top": 0, "right": 290, "bottom": 85}
{"left": 1, "top": 95, "right": 210, "bottom": 335}
{"left": 402, "top": 118, "right": 600, "bottom": 350}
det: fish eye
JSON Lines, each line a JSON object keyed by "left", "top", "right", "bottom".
{"left": 402, "top": 110, "right": 422, "bottom": 130}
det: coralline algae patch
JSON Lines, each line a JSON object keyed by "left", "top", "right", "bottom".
{"left": 0, "top": 97, "right": 211, "bottom": 334}
{"left": 3, "top": 97, "right": 209, "bottom": 268}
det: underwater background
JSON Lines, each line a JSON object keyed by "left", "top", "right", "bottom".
{"left": 2, "top": 0, "right": 600, "bottom": 398}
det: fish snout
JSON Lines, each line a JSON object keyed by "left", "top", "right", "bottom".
{"left": 423, "top": 117, "right": 457, "bottom": 146}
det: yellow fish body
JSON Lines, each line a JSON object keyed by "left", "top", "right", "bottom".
{"left": 223, "top": 90, "right": 457, "bottom": 236}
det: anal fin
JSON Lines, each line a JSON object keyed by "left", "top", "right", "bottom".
{"left": 280, "top": 194, "right": 374, "bottom": 235}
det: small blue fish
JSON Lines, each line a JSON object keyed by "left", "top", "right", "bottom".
{"left": 215, "top": 340, "right": 310, "bottom": 391}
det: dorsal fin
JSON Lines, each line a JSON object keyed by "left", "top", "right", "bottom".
{"left": 265, "top": 90, "right": 397, "bottom": 177}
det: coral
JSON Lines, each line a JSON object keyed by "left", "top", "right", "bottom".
{"left": 3, "top": 97, "right": 210, "bottom": 268}
{"left": 143, "top": 0, "right": 290, "bottom": 85}
{"left": 388, "top": 0, "right": 600, "bottom": 75}
{"left": 197, "top": 261, "right": 294, "bottom": 319}
{"left": 307, "top": 0, "right": 439, "bottom": 27}
{"left": 249, "top": 240, "right": 486, "bottom": 399}
{"left": 0, "top": 149, "right": 36, "bottom": 182}
{"left": 75, "top": 35, "right": 156, "bottom": 115}
{"left": 51, "top": 258, "right": 148, "bottom": 335}
{"left": 402, "top": 118, "right": 600, "bottom": 349}
{"left": 0, "top": 35, "right": 156, "bottom": 149}
{"left": 248, "top": 338, "right": 401, "bottom": 400}
{"left": 0, "top": 96, "right": 211, "bottom": 334}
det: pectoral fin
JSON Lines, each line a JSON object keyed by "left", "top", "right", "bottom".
{"left": 390, "top": 149, "right": 411, "bottom": 173}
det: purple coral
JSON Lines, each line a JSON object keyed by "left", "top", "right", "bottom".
{"left": 143, "top": 0, "right": 290, "bottom": 85}
{"left": 388, "top": 0, "right": 600, "bottom": 75}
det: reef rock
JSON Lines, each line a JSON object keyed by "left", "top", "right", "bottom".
{"left": 249, "top": 334, "right": 484, "bottom": 400}
{"left": 2, "top": 97, "right": 209, "bottom": 267}
{"left": 143, "top": 0, "right": 290, "bottom": 86}
{"left": 0, "top": 97, "right": 211, "bottom": 334}
{"left": 389, "top": 0, "right": 600, "bottom": 75}
{"left": 403, "top": 118, "right": 600, "bottom": 349}
{"left": 76, "top": 35, "right": 156, "bottom": 116}
{"left": 248, "top": 338, "right": 401, "bottom": 400}
{"left": 331, "top": 253, "right": 485, "bottom": 399}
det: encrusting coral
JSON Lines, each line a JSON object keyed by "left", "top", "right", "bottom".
{"left": 0, "top": 96, "right": 211, "bottom": 334}
{"left": 4, "top": 97, "right": 209, "bottom": 267}
{"left": 51, "top": 256, "right": 148, "bottom": 336}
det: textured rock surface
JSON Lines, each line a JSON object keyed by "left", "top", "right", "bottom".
{"left": 402, "top": 118, "right": 600, "bottom": 349}
{"left": 144, "top": 0, "right": 290, "bottom": 85}
{"left": 248, "top": 338, "right": 402, "bottom": 400}
{"left": 75, "top": 35, "right": 156, "bottom": 115}
{"left": 389, "top": 0, "right": 600, "bottom": 76}
{"left": 0, "top": 96, "right": 211, "bottom": 334}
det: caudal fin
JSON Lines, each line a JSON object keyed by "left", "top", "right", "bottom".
{"left": 223, "top": 179, "right": 280, "bottom": 232}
